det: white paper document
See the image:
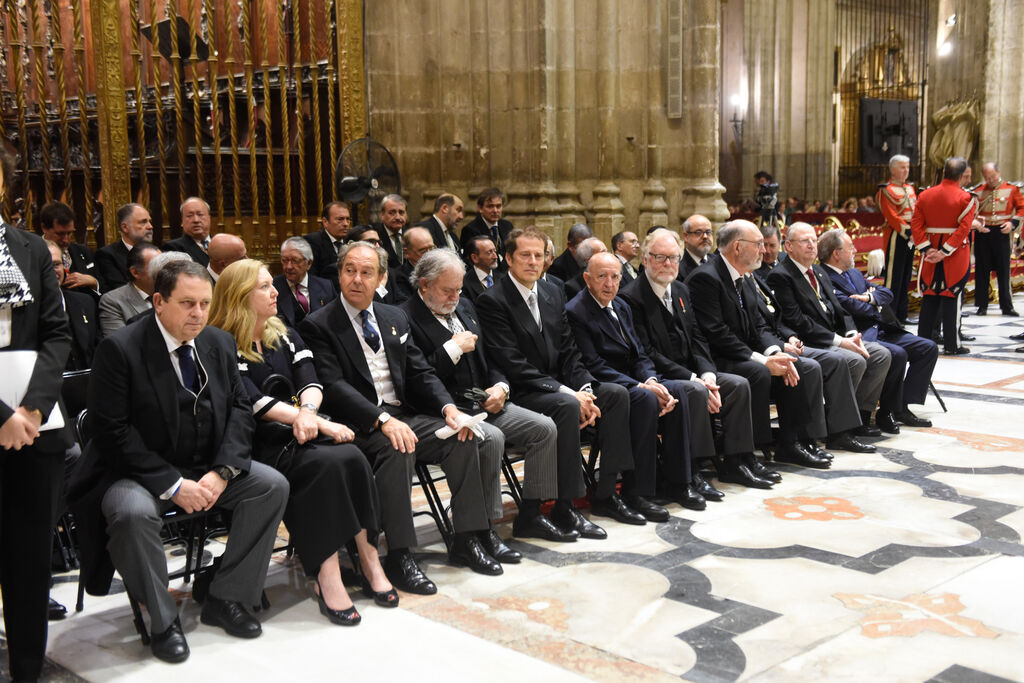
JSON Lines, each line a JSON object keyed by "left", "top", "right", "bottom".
{"left": 433, "top": 411, "right": 488, "bottom": 440}
{"left": 0, "top": 350, "right": 65, "bottom": 431}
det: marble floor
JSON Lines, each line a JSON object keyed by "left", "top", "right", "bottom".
{"left": 5, "top": 296, "right": 1024, "bottom": 682}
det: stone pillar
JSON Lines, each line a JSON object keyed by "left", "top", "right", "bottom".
{"left": 980, "top": 0, "right": 1024, "bottom": 177}
{"left": 589, "top": 0, "right": 625, "bottom": 244}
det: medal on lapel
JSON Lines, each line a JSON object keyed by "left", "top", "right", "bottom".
{"left": 391, "top": 326, "right": 397, "bottom": 335}
{"left": 677, "top": 297, "right": 685, "bottom": 313}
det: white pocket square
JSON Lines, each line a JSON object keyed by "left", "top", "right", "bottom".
{"left": 399, "top": 332, "right": 408, "bottom": 343}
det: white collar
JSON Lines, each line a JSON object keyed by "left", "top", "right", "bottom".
{"left": 340, "top": 295, "right": 375, "bottom": 325}
{"left": 154, "top": 313, "right": 198, "bottom": 353}
{"left": 474, "top": 265, "right": 491, "bottom": 282}
{"left": 722, "top": 255, "right": 744, "bottom": 283}
{"left": 510, "top": 274, "right": 538, "bottom": 303}
{"left": 646, "top": 273, "right": 669, "bottom": 300}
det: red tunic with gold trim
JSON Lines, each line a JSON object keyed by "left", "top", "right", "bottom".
{"left": 910, "top": 179, "right": 977, "bottom": 298}
{"left": 877, "top": 179, "right": 916, "bottom": 243}
{"left": 974, "top": 180, "right": 1024, "bottom": 231}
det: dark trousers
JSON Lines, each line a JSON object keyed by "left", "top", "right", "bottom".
{"left": 974, "top": 230, "right": 1014, "bottom": 312}
{"left": 717, "top": 358, "right": 773, "bottom": 445}
{"left": 514, "top": 391, "right": 589, "bottom": 501}
{"left": 919, "top": 295, "right": 959, "bottom": 352}
{"left": 865, "top": 327, "right": 939, "bottom": 408}
{"left": 883, "top": 233, "right": 915, "bottom": 321}
{"left": 625, "top": 380, "right": 693, "bottom": 496}
{"left": 0, "top": 447, "right": 69, "bottom": 680}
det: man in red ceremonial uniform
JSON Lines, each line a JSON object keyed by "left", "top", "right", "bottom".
{"left": 911, "top": 157, "right": 977, "bottom": 355}
{"left": 877, "top": 154, "right": 916, "bottom": 323}
{"left": 972, "top": 162, "right": 1023, "bottom": 316}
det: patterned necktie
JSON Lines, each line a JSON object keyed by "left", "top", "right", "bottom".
{"left": 62, "top": 249, "right": 72, "bottom": 270}
{"left": 202, "top": 237, "right": 210, "bottom": 252}
{"left": 359, "top": 309, "right": 380, "bottom": 351}
{"left": 484, "top": 274, "right": 493, "bottom": 288}
{"left": 664, "top": 290, "right": 673, "bottom": 312}
{"left": 176, "top": 345, "right": 199, "bottom": 392}
{"left": 392, "top": 233, "right": 403, "bottom": 263}
{"left": 735, "top": 278, "right": 745, "bottom": 308}
{"left": 491, "top": 224, "right": 501, "bottom": 250}
{"left": 294, "top": 284, "right": 310, "bottom": 314}
{"left": 528, "top": 291, "right": 542, "bottom": 331}
{"left": 806, "top": 268, "right": 819, "bottom": 294}
{"left": 333, "top": 239, "right": 342, "bottom": 255}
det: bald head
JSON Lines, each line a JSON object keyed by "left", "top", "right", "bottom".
{"left": 574, "top": 237, "right": 608, "bottom": 267}
{"left": 584, "top": 252, "right": 624, "bottom": 307}
{"left": 208, "top": 233, "right": 247, "bottom": 274}
{"left": 717, "top": 219, "right": 763, "bottom": 274}
{"left": 401, "top": 227, "right": 435, "bottom": 265}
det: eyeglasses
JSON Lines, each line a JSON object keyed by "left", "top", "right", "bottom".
{"left": 737, "top": 239, "right": 765, "bottom": 248}
{"left": 790, "top": 238, "right": 817, "bottom": 246}
{"left": 648, "top": 253, "right": 682, "bottom": 264}
{"left": 687, "top": 229, "right": 713, "bottom": 237}
{"left": 280, "top": 257, "right": 309, "bottom": 266}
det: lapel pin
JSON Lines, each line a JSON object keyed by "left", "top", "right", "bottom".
{"left": 678, "top": 297, "right": 685, "bottom": 312}
{"left": 391, "top": 326, "right": 397, "bottom": 335}
{"left": 82, "top": 314, "right": 88, "bottom": 323}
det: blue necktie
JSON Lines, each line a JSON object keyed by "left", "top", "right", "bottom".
{"left": 176, "top": 345, "right": 199, "bottom": 392}
{"left": 360, "top": 310, "right": 380, "bottom": 352}
{"left": 484, "top": 274, "right": 493, "bottom": 288}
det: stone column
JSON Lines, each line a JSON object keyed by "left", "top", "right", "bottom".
{"left": 980, "top": 0, "right": 1024, "bottom": 176}
{"left": 589, "top": 0, "right": 625, "bottom": 244}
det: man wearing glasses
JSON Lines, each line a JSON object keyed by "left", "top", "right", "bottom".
{"left": 612, "top": 230, "right": 641, "bottom": 283}
{"left": 679, "top": 214, "right": 714, "bottom": 280}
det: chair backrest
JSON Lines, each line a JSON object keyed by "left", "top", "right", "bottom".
{"left": 75, "top": 408, "right": 92, "bottom": 449}
{"left": 61, "top": 369, "right": 90, "bottom": 420}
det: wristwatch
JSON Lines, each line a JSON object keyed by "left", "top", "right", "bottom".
{"left": 213, "top": 465, "right": 236, "bottom": 482}
{"left": 377, "top": 411, "right": 392, "bottom": 430}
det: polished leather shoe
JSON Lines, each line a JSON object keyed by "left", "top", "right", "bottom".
{"left": 943, "top": 346, "right": 970, "bottom": 356}
{"left": 479, "top": 528, "right": 522, "bottom": 564}
{"left": 314, "top": 579, "right": 361, "bottom": 626}
{"left": 692, "top": 472, "right": 724, "bottom": 501}
{"left": 200, "top": 596, "right": 262, "bottom": 638}
{"left": 513, "top": 513, "right": 579, "bottom": 542}
{"left": 719, "top": 462, "right": 774, "bottom": 489}
{"left": 894, "top": 409, "right": 931, "bottom": 428}
{"left": 827, "top": 432, "right": 877, "bottom": 453}
{"left": 551, "top": 504, "right": 607, "bottom": 539}
{"left": 591, "top": 494, "right": 647, "bottom": 525}
{"left": 1017, "top": 346, "right": 1024, "bottom": 353}
{"left": 801, "top": 441, "right": 833, "bottom": 461}
{"left": 151, "top": 617, "right": 189, "bottom": 663}
{"left": 48, "top": 597, "right": 67, "bottom": 621}
{"left": 976, "top": 307, "right": 988, "bottom": 316}
{"left": 875, "top": 411, "right": 900, "bottom": 434}
{"left": 774, "top": 441, "right": 830, "bottom": 469}
{"left": 960, "top": 332, "right": 976, "bottom": 341}
{"left": 666, "top": 484, "right": 706, "bottom": 511}
{"left": 1009, "top": 331, "right": 1024, "bottom": 341}
{"left": 384, "top": 550, "right": 437, "bottom": 595}
{"left": 743, "top": 454, "right": 783, "bottom": 482}
{"left": 853, "top": 419, "right": 882, "bottom": 438}
{"left": 1003, "top": 309, "right": 1020, "bottom": 317}
{"left": 449, "top": 534, "right": 503, "bottom": 576}
{"left": 622, "top": 495, "right": 670, "bottom": 522}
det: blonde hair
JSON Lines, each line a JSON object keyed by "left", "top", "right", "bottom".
{"left": 208, "top": 258, "right": 286, "bottom": 363}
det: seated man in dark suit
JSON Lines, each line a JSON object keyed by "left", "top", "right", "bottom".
{"left": 402, "top": 249, "right": 581, "bottom": 543}
{"left": 95, "top": 203, "right": 153, "bottom": 292}
{"left": 40, "top": 200, "right": 101, "bottom": 294}
{"left": 300, "top": 241, "right": 504, "bottom": 591}
{"left": 462, "top": 235, "right": 500, "bottom": 303}
{"left": 477, "top": 227, "right": 648, "bottom": 528}
{"left": 390, "top": 227, "right": 435, "bottom": 304}
{"left": 303, "top": 201, "right": 353, "bottom": 291}
{"left": 567, "top": 252, "right": 705, "bottom": 512}
{"left": 541, "top": 234, "right": 565, "bottom": 290}
{"left": 679, "top": 214, "right": 714, "bottom": 280}
{"left": 767, "top": 222, "right": 892, "bottom": 444}
{"left": 563, "top": 237, "right": 608, "bottom": 300}
{"left": 547, "top": 222, "right": 592, "bottom": 281}
{"left": 68, "top": 259, "right": 289, "bottom": 663}
{"left": 818, "top": 228, "right": 936, "bottom": 432}
{"left": 755, "top": 221, "right": 783, "bottom": 277}
{"left": 611, "top": 230, "right": 640, "bottom": 283}
{"left": 45, "top": 240, "right": 98, "bottom": 370}
{"left": 161, "top": 197, "right": 211, "bottom": 267}
{"left": 377, "top": 194, "right": 408, "bottom": 269}
{"left": 460, "top": 187, "right": 514, "bottom": 268}
{"left": 98, "top": 241, "right": 160, "bottom": 336}
{"left": 620, "top": 228, "right": 761, "bottom": 499}
{"left": 206, "top": 233, "right": 247, "bottom": 284}
{"left": 414, "top": 193, "right": 463, "bottom": 253}
{"left": 273, "top": 237, "right": 334, "bottom": 327}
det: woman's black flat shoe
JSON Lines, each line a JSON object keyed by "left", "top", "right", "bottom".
{"left": 361, "top": 576, "right": 399, "bottom": 608}
{"left": 315, "top": 579, "right": 361, "bottom": 625}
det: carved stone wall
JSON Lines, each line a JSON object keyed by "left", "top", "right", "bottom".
{"left": 364, "top": 0, "right": 726, "bottom": 244}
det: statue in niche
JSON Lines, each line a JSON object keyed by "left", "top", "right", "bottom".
{"left": 927, "top": 100, "right": 979, "bottom": 173}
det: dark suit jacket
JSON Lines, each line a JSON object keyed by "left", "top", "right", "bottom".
{"left": 825, "top": 266, "right": 903, "bottom": 334}
{"left": 389, "top": 261, "right": 416, "bottom": 304}
{"left": 677, "top": 252, "right": 707, "bottom": 281}
{"left": 620, "top": 259, "right": 638, "bottom": 284}
{"left": 415, "top": 215, "right": 461, "bottom": 253}
{"left": 68, "top": 317, "right": 255, "bottom": 593}
{"left": 273, "top": 273, "right": 334, "bottom": 328}
{"left": 95, "top": 240, "right": 131, "bottom": 293}
{"left": 299, "top": 299, "right": 454, "bottom": 432}
{"left": 766, "top": 257, "right": 855, "bottom": 347}
{"left": 302, "top": 230, "right": 342, "bottom": 292}
{"left": 64, "top": 242, "right": 102, "bottom": 294}
{"left": 400, "top": 295, "right": 504, "bottom": 411}
{"left": 460, "top": 215, "right": 514, "bottom": 259}
{"left": 751, "top": 271, "right": 798, "bottom": 341}
{"left": 461, "top": 267, "right": 496, "bottom": 304}
{"left": 565, "top": 290, "right": 659, "bottom": 387}
{"left": 162, "top": 235, "right": 210, "bottom": 267}
{"left": 376, "top": 224, "right": 404, "bottom": 269}
{"left": 476, "top": 275, "right": 593, "bottom": 395}
{"left": 619, "top": 274, "right": 716, "bottom": 380}
{"left": 687, "top": 254, "right": 783, "bottom": 364}
{"left": 563, "top": 272, "right": 586, "bottom": 300}
{"left": 0, "top": 225, "right": 72, "bottom": 453}
{"left": 541, "top": 272, "right": 564, "bottom": 291}
{"left": 547, "top": 248, "right": 581, "bottom": 282}
{"left": 63, "top": 289, "right": 99, "bottom": 370}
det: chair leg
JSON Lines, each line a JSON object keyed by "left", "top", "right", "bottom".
{"left": 500, "top": 454, "right": 524, "bottom": 507}
{"left": 930, "top": 381, "right": 948, "bottom": 413}
{"left": 76, "top": 575, "right": 86, "bottom": 612}
{"left": 414, "top": 463, "right": 455, "bottom": 551}
{"left": 128, "top": 595, "right": 150, "bottom": 645}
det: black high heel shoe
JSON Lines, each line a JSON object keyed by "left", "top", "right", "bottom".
{"left": 361, "top": 576, "right": 399, "bottom": 608}
{"left": 314, "top": 579, "right": 361, "bottom": 626}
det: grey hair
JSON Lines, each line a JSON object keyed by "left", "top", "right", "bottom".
{"left": 575, "top": 237, "right": 606, "bottom": 265}
{"left": 817, "top": 228, "right": 847, "bottom": 264}
{"left": 717, "top": 220, "right": 756, "bottom": 250}
{"left": 180, "top": 196, "right": 210, "bottom": 213}
{"left": 148, "top": 250, "right": 192, "bottom": 280}
{"left": 641, "top": 228, "right": 682, "bottom": 259}
{"left": 338, "top": 240, "right": 388, "bottom": 274}
{"left": 567, "top": 223, "right": 593, "bottom": 245}
{"left": 411, "top": 247, "right": 465, "bottom": 290}
{"left": 280, "top": 236, "right": 313, "bottom": 262}
{"left": 888, "top": 154, "right": 910, "bottom": 169}
{"left": 759, "top": 222, "right": 781, "bottom": 242}
{"left": 380, "top": 193, "right": 407, "bottom": 210}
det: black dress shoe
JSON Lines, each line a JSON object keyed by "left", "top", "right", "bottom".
{"left": 743, "top": 453, "right": 782, "bottom": 482}
{"left": 622, "top": 495, "right": 670, "bottom": 522}
{"left": 826, "top": 432, "right": 877, "bottom": 453}
{"left": 48, "top": 597, "right": 67, "bottom": 621}
{"left": 1017, "top": 346, "right": 1024, "bottom": 353}
{"left": 1009, "top": 331, "right": 1024, "bottom": 341}
{"left": 692, "top": 472, "right": 724, "bottom": 501}
{"left": 591, "top": 494, "right": 647, "bottom": 525}
{"left": 666, "top": 484, "right": 707, "bottom": 511}
{"left": 853, "top": 422, "right": 882, "bottom": 438}
{"left": 479, "top": 528, "right": 522, "bottom": 564}
{"left": 976, "top": 307, "right": 988, "bottom": 316}
{"left": 513, "top": 512, "right": 579, "bottom": 542}
{"left": 774, "top": 441, "right": 830, "bottom": 469}
{"left": 943, "top": 346, "right": 970, "bottom": 356}
{"left": 551, "top": 505, "right": 607, "bottom": 539}
{"left": 801, "top": 441, "right": 833, "bottom": 461}
{"left": 894, "top": 409, "right": 931, "bottom": 428}
{"left": 1003, "top": 309, "right": 1020, "bottom": 317}
{"left": 200, "top": 596, "right": 262, "bottom": 638}
{"left": 384, "top": 550, "right": 437, "bottom": 595}
{"left": 449, "top": 534, "right": 503, "bottom": 576}
{"left": 151, "top": 617, "right": 190, "bottom": 663}
{"left": 960, "top": 332, "right": 976, "bottom": 341}
{"left": 718, "top": 461, "right": 774, "bottom": 489}
{"left": 875, "top": 411, "right": 900, "bottom": 434}
{"left": 313, "top": 579, "right": 361, "bottom": 626}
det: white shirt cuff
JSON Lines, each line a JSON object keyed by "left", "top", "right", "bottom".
{"left": 495, "top": 382, "right": 510, "bottom": 397}
{"left": 160, "top": 477, "right": 183, "bottom": 500}
{"left": 831, "top": 333, "right": 844, "bottom": 347}
{"left": 558, "top": 385, "right": 577, "bottom": 396}
{"left": 443, "top": 339, "right": 464, "bottom": 364}
{"left": 700, "top": 372, "right": 717, "bottom": 384}
{"left": 751, "top": 351, "right": 768, "bottom": 365}
{"left": 764, "top": 345, "right": 782, "bottom": 356}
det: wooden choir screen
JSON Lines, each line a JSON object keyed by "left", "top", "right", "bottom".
{"left": 0, "top": 0, "right": 365, "bottom": 258}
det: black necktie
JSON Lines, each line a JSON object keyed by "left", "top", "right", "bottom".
{"left": 604, "top": 307, "right": 628, "bottom": 344}
{"left": 734, "top": 278, "right": 745, "bottom": 308}
{"left": 176, "top": 345, "right": 198, "bottom": 392}
{"left": 360, "top": 310, "right": 380, "bottom": 352}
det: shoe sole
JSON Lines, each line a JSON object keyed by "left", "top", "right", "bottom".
{"left": 199, "top": 613, "right": 262, "bottom": 639}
